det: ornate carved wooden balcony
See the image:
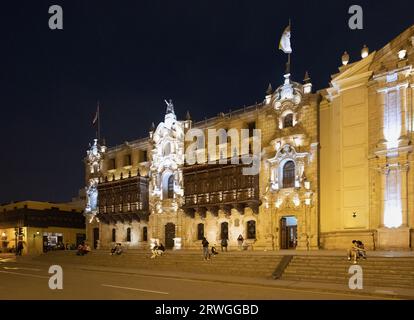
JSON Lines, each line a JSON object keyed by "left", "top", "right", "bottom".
{"left": 182, "top": 162, "right": 260, "bottom": 217}
{"left": 97, "top": 175, "right": 149, "bottom": 224}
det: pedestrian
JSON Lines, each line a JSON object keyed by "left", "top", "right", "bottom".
{"left": 16, "top": 240, "right": 24, "bottom": 256}
{"left": 221, "top": 238, "right": 228, "bottom": 252}
{"left": 201, "top": 237, "right": 209, "bottom": 260}
{"left": 237, "top": 234, "right": 244, "bottom": 251}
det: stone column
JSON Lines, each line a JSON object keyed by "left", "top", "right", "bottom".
{"left": 378, "top": 158, "right": 389, "bottom": 227}
{"left": 399, "top": 84, "right": 409, "bottom": 144}
{"left": 377, "top": 89, "right": 388, "bottom": 149}
{"left": 399, "top": 162, "right": 409, "bottom": 227}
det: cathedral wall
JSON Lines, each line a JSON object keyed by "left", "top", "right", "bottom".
{"left": 320, "top": 81, "right": 371, "bottom": 249}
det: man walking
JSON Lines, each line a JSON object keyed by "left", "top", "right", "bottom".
{"left": 221, "top": 238, "right": 228, "bottom": 252}
{"left": 16, "top": 240, "right": 24, "bottom": 256}
{"left": 202, "top": 237, "right": 209, "bottom": 260}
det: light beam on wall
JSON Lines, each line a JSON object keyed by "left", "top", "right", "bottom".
{"left": 384, "top": 169, "right": 403, "bottom": 228}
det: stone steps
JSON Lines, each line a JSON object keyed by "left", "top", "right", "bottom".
{"left": 281, "top": 256, "right": 414, "bottom": 289}
{"left": 32, "top": 251, "right": 282, "bottom": 278}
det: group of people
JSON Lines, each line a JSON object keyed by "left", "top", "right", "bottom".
{"left": 76, "top": 242, "right": 91, "bottom": 256}
{"left": 347, "top": 240, "right": 367, "bottom": 264}
{"left": 150, "top": 242, "right": 165, "bottom": 259}
{"left": 200, "top": 234, "right": 249, "bottom": 260}
{"left": 110, "top": 243, "right": 123, "bottom": 256}
{"left": 202, "top": 237, "right": 220, "bottom": 261}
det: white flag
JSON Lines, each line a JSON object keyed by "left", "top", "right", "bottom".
{"left": 279, "top": 25, "right": 292, "bottom": 54}
{"left": 92, "top": 103, "right": 99, "bottom": 126}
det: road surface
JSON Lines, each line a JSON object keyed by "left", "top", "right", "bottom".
{"left": 0, "top": 258, "right": 382, "bottom": 300}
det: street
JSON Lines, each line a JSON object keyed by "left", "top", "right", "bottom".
{"left": 0, "top": 258, "right": 382, "bottom": 300}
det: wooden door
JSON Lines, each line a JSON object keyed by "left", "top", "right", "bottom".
{"left": 280, "top": 218, "right": 287, "bottom": 249}
{"left": 165, "top": 223, "right": 176, "bottom": 249}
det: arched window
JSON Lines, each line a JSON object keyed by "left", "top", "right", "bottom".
{"left": 111, "top": 228, "right": 116, "bottom": 242}
{"left": 247, "top": 220, "right": 256, "bottom": 239}
{"left": 126, "top": 228, "right": 131, "bottom": 242}
{"left": 167, "top": 175, "right": 174, "bottom": 199}
{"left": 220, "top": 222, "right": 229, "bottom": 240}
{"left": 163, "top": 142, "right": 171, "bottom": 156}
{"left": 283, "top": 161, "right": 295, "bottom": 188}
{"left": 142, "top": 227, "right": 148, "bottom": 242}
{"left": 197, "top": 223, "right": 204, "bottom": 240}
{"left": 162, "top": 173, "right": 175, "bottom": 199}
{"left": 283, "top": 113, "right": 294, "bottom": 128}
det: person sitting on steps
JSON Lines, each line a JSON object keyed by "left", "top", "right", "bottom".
{"left": 347, "top": 240, "right": 360, "bottom": 264}
{"left": 151, "top": 242, "right": 165, "bottom": 259}
{"left": 356, "top": 240, "right": 367, "bottom": 260}
{"left": 210, "top": 244, "right": 219, "bottom": 258}
{"left": 110, "top": 243, "right": 122, "bottom": 256}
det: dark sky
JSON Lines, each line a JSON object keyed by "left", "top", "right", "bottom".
{"left": 0, "top": 0, "right": 413, "bottom": 204}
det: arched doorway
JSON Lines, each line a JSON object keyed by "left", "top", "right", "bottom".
{"left": 220, "top": 222, "right": 229, "bottom": 240}
{"left": 93, "top": 228, "right": 99, "bottom": 249}
{"left": 280, "top": 216, "right": 297, "bottom": 249}
{"left": 165, "top": 223, "right": 176, "bottom": 249}
{"left": 162, "top": 172, "right": 174, "bottom": 200}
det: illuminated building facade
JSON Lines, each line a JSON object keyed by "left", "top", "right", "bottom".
{"left": 85, "top": 26, "right": 414, "bottom": 251}
{"left": 0, "top": 201, "right": 85, "bottom": 255}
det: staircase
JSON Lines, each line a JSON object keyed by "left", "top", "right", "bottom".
{"left": 281, "top": 255, "right": 414, "bottom": 289}
{"left": 30, "top": 250, "right": 283, "bottom": 278}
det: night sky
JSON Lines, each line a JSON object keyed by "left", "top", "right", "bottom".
{"left": 0, "top": 0, "right": 413, "bottom": 204}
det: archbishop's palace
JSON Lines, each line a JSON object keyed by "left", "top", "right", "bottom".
{"left": 84, "top": 26, "right": 414, "bottom": 252}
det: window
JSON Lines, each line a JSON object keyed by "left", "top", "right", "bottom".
{"left": 234, "top": 219, "right": 240, "bottom": 227}
{"left": 283, "top": 113, "right": 294, "bottom": 128}
{"left": 142, "top": 227, "right": 148, "bottom": 241}
{"left": 167, "top": 175, "right": 174, "bottom": 199}
{"left": 108, "top": 158, "right": 116, "bottom": 170}
{"left": 126, "top": 228, "right": 131, "bottom": 242}
{"left": 220, "top": 222, "right": 229, "bottom": 240}
{"left": 247, "top": 121, "right": 256, "bottom": 138}
{"left": 111, "top": 228, "right": 116, "bottom": 242}
{"left": 247, "top": 220, "right": 256, "bottom": 239}
{"left": 283, "top": 161, "right": 295, "bottom": 188}
{"left": 142, "top": 150, "right": 148, "bottom": 162}
{"left": 163, "top": 142, "right": 171, "bottom": 156}
{"left": 197, "top": 223, "right": 204, "bottom": 240}
{"left": 124, "top": 154, "right": 132, "bottom": 166}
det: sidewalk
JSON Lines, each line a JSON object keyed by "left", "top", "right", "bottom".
{"left": 15, "top": 255, "right": 414, "bottom": 300}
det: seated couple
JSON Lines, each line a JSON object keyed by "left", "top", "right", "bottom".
{"left": 347, "top": 240, "right": 367, "bottom": 264}
{"left": 151, "top": 242, "right": 165, "bottom": 259}
{"left": 76, "top": 242, "right": 91, "bottom": 256}
{"left": 110, "top": 243, "right": 123, "bottom": 256}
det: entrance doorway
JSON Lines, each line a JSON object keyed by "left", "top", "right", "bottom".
{"left": 220, "top": 222, "right": 229, "bottom": 240}
{"left": 93, "top": 228, "right": 99, "bottom": 249}
{"left": 280, "top": 216, "right": 297, "bottom": 249}
{"left": 165, "top": 223, "right": 176, "bottom": 249}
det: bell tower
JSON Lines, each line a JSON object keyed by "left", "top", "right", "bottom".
{"left": 148, "top": 99, "right": 185, "bottom": 249}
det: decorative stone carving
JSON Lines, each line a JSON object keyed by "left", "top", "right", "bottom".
{"left": 85, "top": 139, "right": 106, "bottom": 222}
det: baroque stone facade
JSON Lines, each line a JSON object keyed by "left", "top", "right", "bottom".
{"left": 85, "top": 26, "right": 414, "bottom": 251}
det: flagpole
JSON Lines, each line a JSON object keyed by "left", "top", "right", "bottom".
{"left": 287, "top": 18, "right": 291, "bottom": 75}
{"left": 97, "top": 101, "right": 101, "bottom": 144}
{"left": 96, "top": 100, "right": 101, "bottom": 144}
